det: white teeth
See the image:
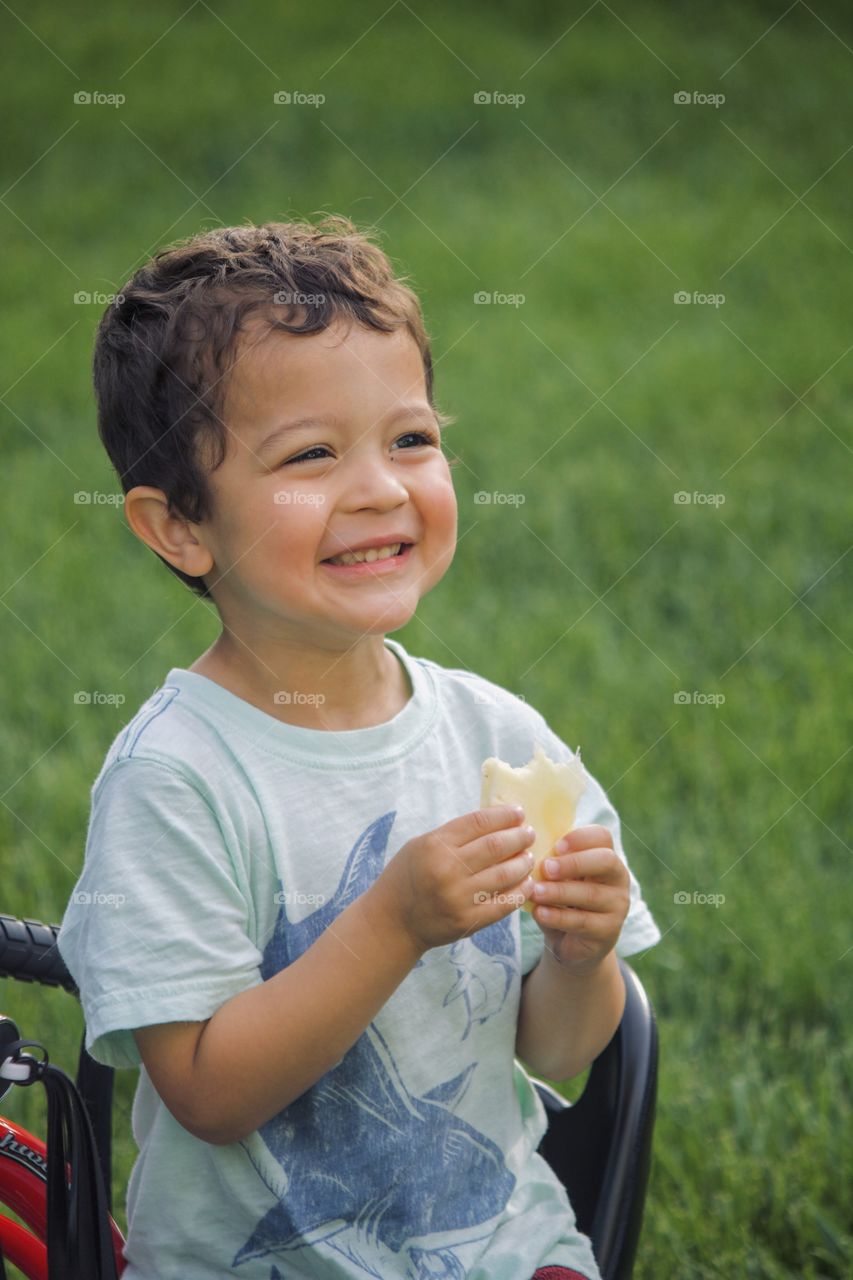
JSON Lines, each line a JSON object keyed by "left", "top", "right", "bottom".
{"left": 328, "top": 542, "right": 403, "bottom": 566}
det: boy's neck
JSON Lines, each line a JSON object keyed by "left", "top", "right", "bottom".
{"left": 187, "top": 634, "right": 412, "bottom": 731}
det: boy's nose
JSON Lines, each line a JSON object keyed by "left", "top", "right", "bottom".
{"left": 341, "top": 454, "right": 411, "bottom": 507}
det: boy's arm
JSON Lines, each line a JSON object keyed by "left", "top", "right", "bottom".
{"left": 134, "top": 884, "right": 424, "bottom": 1146}
{"left": 515, "top": 947, "right": 625, "bottom": 1082}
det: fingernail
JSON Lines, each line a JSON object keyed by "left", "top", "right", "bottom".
{"left": 544, "top": 857, "right": 559, "bottom": 876}
{"left": 555, "top": 837, "right": 570, "bottom": 854}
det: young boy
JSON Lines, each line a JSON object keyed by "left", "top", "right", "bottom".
{"left": 58, "top": 215, "right": 662, "bottom": 1280}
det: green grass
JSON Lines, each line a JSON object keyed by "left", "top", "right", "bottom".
{"left": 1, "top": 2, "right": 851, "bottom": 1275}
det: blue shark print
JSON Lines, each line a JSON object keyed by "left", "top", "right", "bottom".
{"left": 259, "top": 812, "right": 398, "bottom": 977}
{"left": 236, "top": 813, "right": 518, "bottom": 1278}
{"left": 441, "top": 916, "right": 516, "bottom": 1041}
{"left": 259, "top": 810, "right": 516, "bottom": 1035}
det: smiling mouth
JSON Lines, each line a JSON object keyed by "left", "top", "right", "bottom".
{"left": 322, "top": 542, "right": 414, "bottom": 566}
{"left": 320, "top": 543, "right": 416, "bottom": 572}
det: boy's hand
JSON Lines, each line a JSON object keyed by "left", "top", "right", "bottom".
{"left": 528, "top": 825, "right": 630, "bottom": 976}
{"left": 372, "top": 805, "right": 537, "bottom": 954}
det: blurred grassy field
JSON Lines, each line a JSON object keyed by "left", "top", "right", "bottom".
{"left": 1, "top": 2, "right": 851, "bottom": 1275}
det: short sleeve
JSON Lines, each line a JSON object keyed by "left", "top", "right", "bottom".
{"left": 576, "top": 765, "right": 662, "bottom": 958}
{"left": 519, "top": 714, "right": 663, "bottom": 973}
{"left": 58, "top": 759, "right": 264, "bottom": 1069}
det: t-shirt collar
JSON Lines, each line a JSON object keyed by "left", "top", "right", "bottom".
{"left": 163, "top": 637, "right": 436, "bottom": 767}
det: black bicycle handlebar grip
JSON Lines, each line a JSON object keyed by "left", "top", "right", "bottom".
{"left": 0, "top": 915, "right": 77, "bottom": 994}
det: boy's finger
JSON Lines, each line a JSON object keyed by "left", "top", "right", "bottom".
{"left": 477, "top": 803, "right": 526, "bottom": 827}
{"left": 452, "top": 804, "right": 526, "bottom": 848}
{"left": 542, "top": 847, "right": 624, "bottom": 882}
{"left": 554, "top": 824, "right": 613, "bottom": 854}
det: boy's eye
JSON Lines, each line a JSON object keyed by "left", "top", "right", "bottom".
{"left": 280, "top": 429, "right": 439, "bottom": 467}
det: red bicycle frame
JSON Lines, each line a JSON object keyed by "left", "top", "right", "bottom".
{"left": 0, "top": 1114, "right": 126, "bottom": 1279}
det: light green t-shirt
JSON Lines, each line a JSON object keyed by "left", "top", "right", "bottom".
{"left": 58, "top": 638, "right": 661, "bottom": 1280}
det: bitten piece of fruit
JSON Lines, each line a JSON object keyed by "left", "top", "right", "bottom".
{"left": 480, "top": 742, "right": 586, "bottom": 915}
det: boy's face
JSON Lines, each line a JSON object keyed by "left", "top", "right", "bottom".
{"left": 191, "top": 317, "right": 457, "bottom": 649}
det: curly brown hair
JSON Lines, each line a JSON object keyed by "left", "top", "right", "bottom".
{"left": 93, "top": 214, "right": 455, "bottom": 598}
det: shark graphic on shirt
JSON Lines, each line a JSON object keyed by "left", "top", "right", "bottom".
{"left": 234, "top": 812, "right": 519, "bottom": 1278}
{"left": 263, "top": 809, "right": 515, "bottom": 1032}
{"left": 443, "top": 920, "right": 516, "bottom": 1040}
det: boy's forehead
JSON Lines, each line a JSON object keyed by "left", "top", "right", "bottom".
{"left": 224, "top": 317, "right": 426, "bottom": 432}
{"left": 229, "top": 317, "right": 347, "bottom": 394}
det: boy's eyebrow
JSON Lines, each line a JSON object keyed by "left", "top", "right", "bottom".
{"left": 256, "top": 403, "right": 439, "bottom": 456}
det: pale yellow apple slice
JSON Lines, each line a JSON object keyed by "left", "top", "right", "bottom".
{"left": 480, "top": 742, "right": 585, "bottom": 914}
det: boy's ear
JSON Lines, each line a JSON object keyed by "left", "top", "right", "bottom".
{"left": 124, "top": 486, "right": 214, "bottom": 580}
